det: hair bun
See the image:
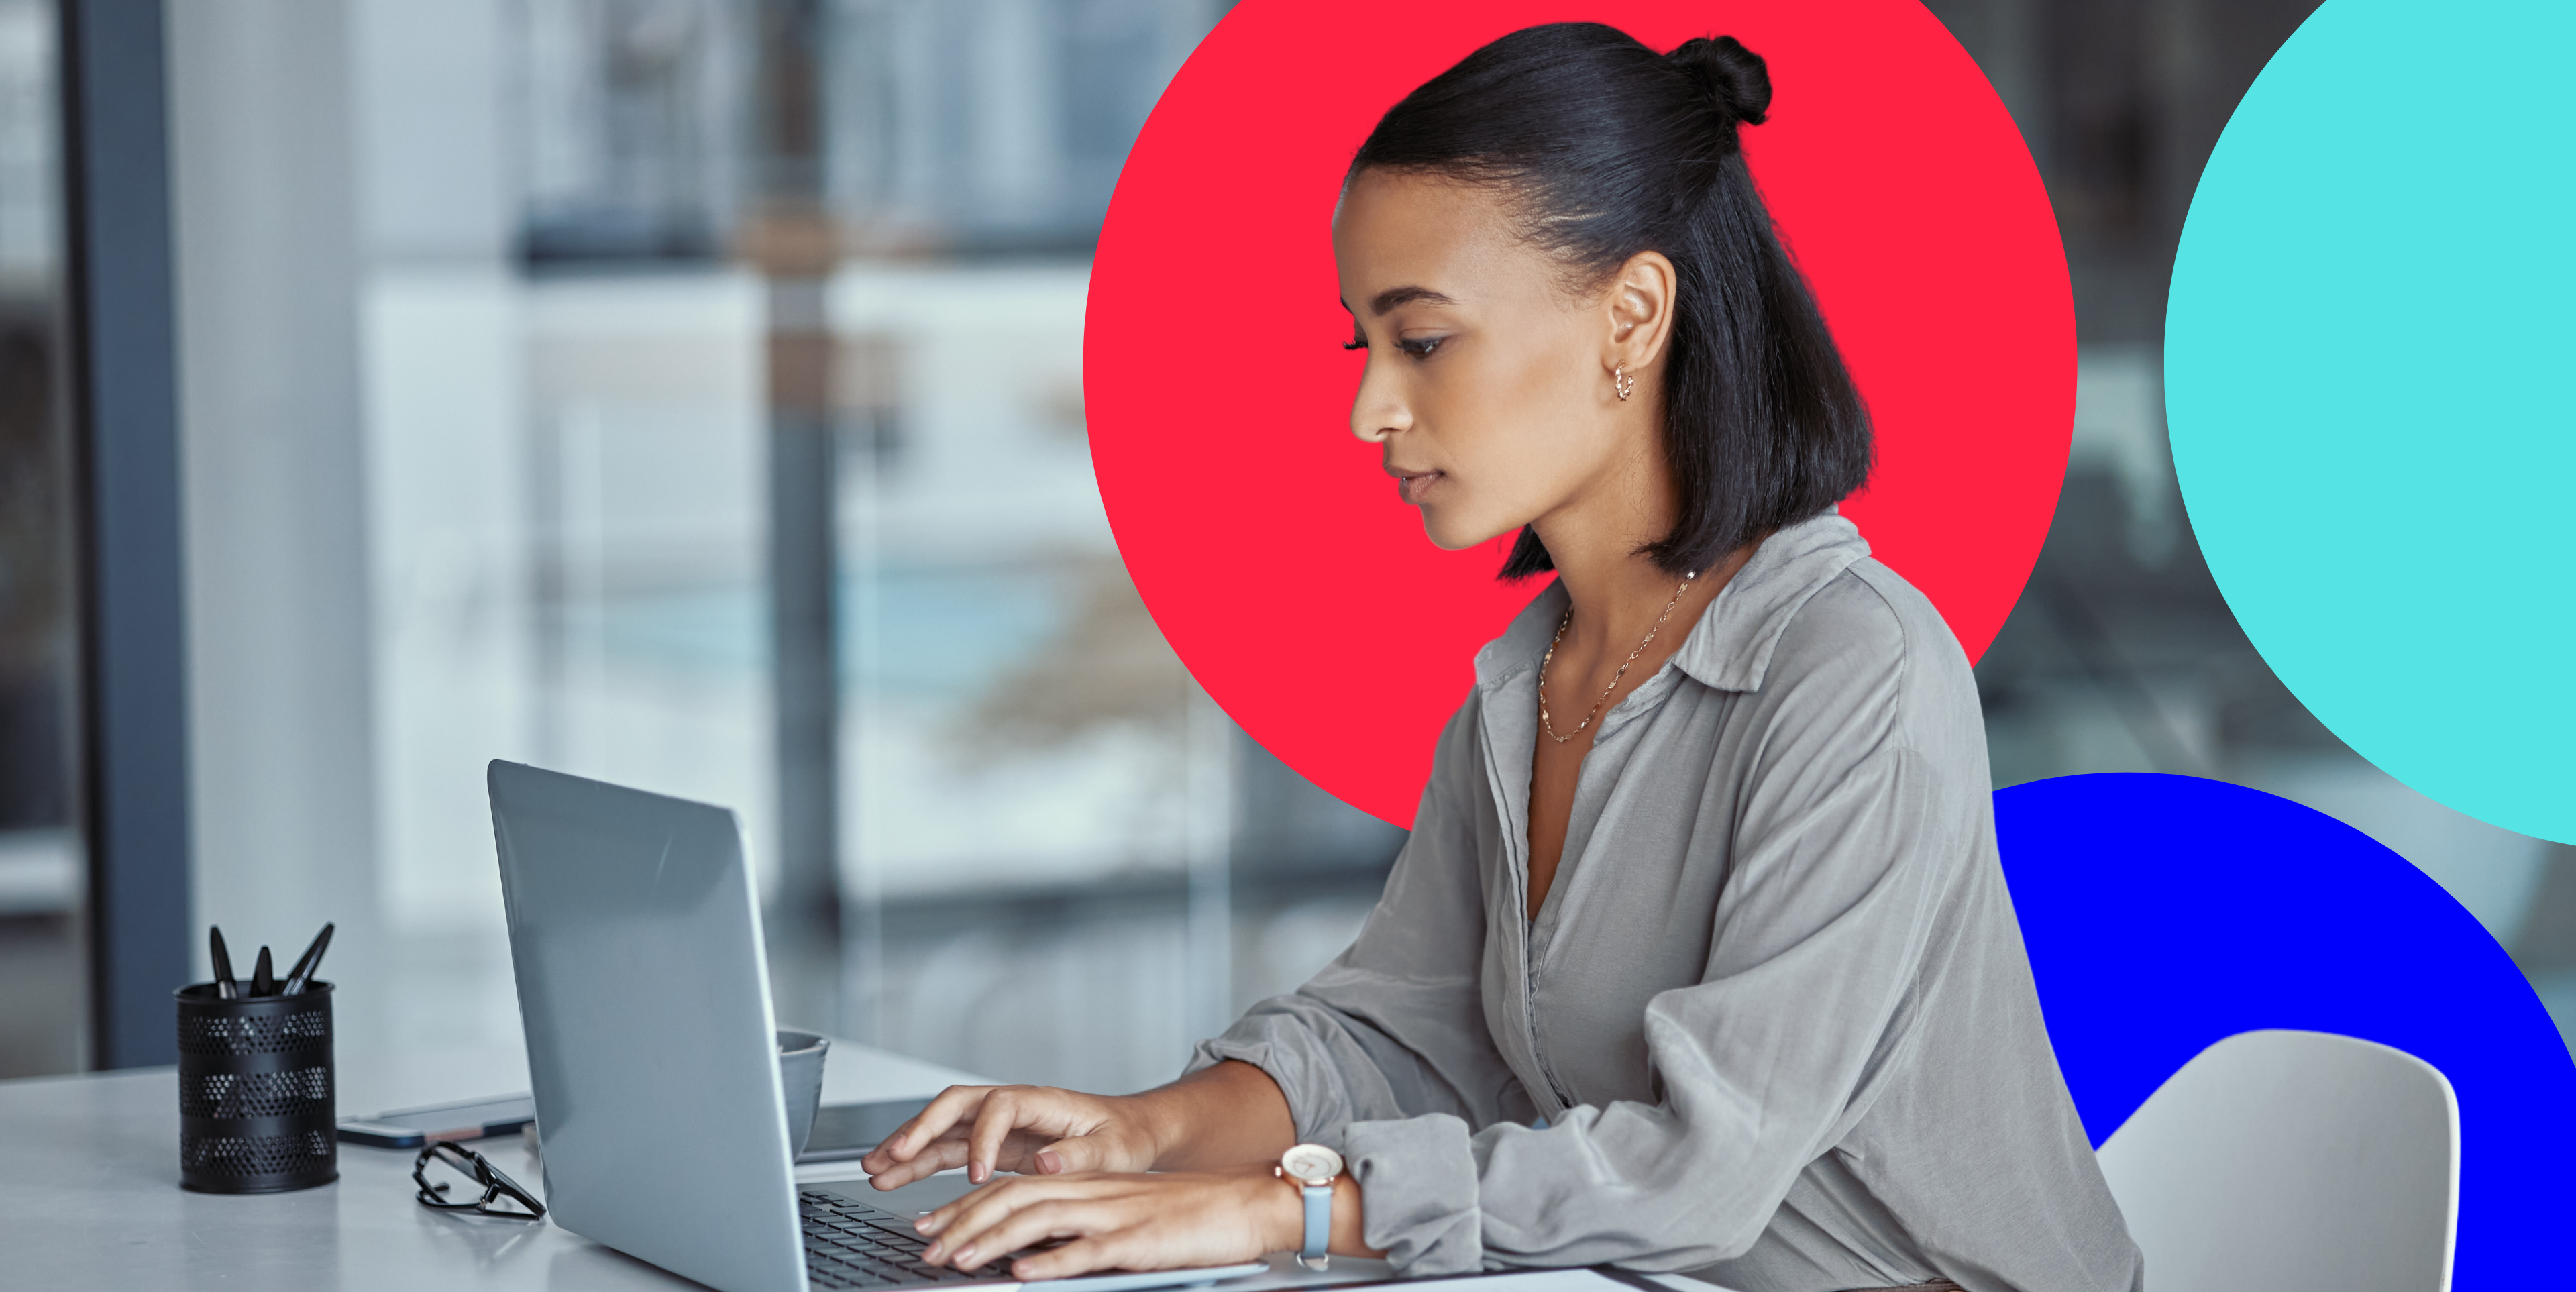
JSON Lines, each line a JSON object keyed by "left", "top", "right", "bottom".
{"left": 1668, "top": 35, "right": 1771, "bottom": 129}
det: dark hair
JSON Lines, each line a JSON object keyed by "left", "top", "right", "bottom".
{"left": 1350, "top": 23, "right": 1872, "bottom": 578}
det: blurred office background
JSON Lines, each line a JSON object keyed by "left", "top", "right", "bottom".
{"left": 0, "top": 0, "right": 2568, "bottom": 1085}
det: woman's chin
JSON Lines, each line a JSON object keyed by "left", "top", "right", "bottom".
{"left": 1420, "top": 511, "right": 1511, "bottom": 553}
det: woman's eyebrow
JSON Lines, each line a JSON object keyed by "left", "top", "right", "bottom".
{"left": 1366, "top": 285, "right": 1456, "bottom": 315}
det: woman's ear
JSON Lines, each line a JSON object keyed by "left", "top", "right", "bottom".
{"left": 1603, "top": 250, "right": 1679, "bottom": 374}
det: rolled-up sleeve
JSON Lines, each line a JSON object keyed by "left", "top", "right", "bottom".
{"left": 1187, "top": 698, "right": 1534, "bottom": 1156}
{"left": 1346, "top": 735, "right": 1972, "bottom": 1275}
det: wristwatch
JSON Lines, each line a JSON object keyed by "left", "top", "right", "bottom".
{"left": 1274, "top": 1143, "right": 1345, "bottom": 1270}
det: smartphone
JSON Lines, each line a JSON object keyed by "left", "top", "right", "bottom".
{"left": 337, "top": 1093, "right": 537, "bottom": 1149}
{"left": 797, "top": 1097, "right": 934, "bottom": 1163}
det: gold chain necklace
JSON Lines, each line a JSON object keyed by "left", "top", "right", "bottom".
{"left": 1537, "top": 570, "right": 1699, "bottom": 744}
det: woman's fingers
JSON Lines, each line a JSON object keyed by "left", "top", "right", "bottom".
{"left": 876, "top": 1134, "right": 1060, "bottom": 1188}
{"left": 1032, "top": 1130, "right": 1117, "bottom": 1174}
{"left": 861, "top": 1085, "right": 994, "bottom": 1172}
{"left": 963, "top": 1089, "right": 1034, "bottom": 1184}
{"left": 915, "top": 1169, "right": 1281, "bottom": 1276}
{"left": 862, "top": 1134, "right": 973, "bottom": 1190}
{"left": 1002, "top": 1230, "right": 1131, "bottom": 1283}
{"left": 885, "top": 1085, "right": 1095, "bottom": 1183}
{"left": 920, "top": 1177, "right": 1093, "bottom": 1261}
{"left": 939, "top": 1197, "right": 1118, "bottom": 1273}
{"left": 865, "top": 1085, "right": 1161, "bottom": 1185}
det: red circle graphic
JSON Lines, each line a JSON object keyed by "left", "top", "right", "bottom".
{"left": 1089, "top": 0, "right": 2072, "bottom": 827}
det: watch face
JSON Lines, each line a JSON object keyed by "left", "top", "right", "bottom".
{"left": 1281, "top": 1143, "right": 1344, "bottom": 1185}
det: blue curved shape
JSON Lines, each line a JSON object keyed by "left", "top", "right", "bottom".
{"left": 1996, "top": 773, "right": 2575, "bottom": 1289}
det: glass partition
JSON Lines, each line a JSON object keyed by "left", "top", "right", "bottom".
{"left": 0, "top": 0, "right": 82, "bottom": 1079}
{"left": 161, "top": 0, "right": 1397, "bottom": 1091}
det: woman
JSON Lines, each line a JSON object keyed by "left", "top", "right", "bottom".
{"left": 862, "top": 24, "right": 2140, "bottom": 1292}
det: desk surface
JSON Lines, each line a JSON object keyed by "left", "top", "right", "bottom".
{"left": 0, "top": 1042, "right": 1411, "bottom": 1291}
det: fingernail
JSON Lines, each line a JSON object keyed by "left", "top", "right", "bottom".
{"left": 955, "top": 1246, "right": 978, "bottom": 1265}
{"left": 969, "top": 1163, "right": 986, "bottom": 1183}
{"left": 1036, "top": 1150, "right": 1061, "bottom": 1173}
{"left": 923, "top": 1244, "right": 943, "bottom": 1263}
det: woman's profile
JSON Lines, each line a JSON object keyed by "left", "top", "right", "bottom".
{"left": 861, "top": 23, "right": 2141, "bottom": 1292}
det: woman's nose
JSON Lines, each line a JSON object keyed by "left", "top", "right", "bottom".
{"left": 1350, "top": 368, "right": 1410, "bottom": 443}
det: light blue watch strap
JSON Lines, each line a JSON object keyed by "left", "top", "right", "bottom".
{"left": 1299, "top": 1182, "right": 1332, "bottom": 1269}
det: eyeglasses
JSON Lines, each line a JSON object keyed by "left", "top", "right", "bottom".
{"left": 413, "top": 1140, "right": 547, "bottom": 1220}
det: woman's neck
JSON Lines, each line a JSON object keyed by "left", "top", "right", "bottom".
{"left": 1532, "top": 455, "right": 1738, "bottom": 660}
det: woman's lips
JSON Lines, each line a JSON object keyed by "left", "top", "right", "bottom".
{"left": 1397, "top": 471, "right": 1444, "bottom": 504}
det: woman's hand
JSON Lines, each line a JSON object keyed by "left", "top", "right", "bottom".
{"left": 913, "top": 1167, "right": 1300, "bottom": 1280}
{"left": 861, "top": 1084, "right": 1166, "bottom": 1187}
{"left": 861, "top": 1062, "right": 1300, "bottom": 1189}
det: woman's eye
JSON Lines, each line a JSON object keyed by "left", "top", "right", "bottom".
{"left": 1340, "top": 331, "right": 1446, "bottom": 356}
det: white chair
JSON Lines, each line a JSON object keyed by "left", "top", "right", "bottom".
{"left": 2096, "top": 1028, "right": 2459, "bottom": 1292}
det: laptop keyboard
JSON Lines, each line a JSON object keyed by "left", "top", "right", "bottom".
{"left": 800, "top": 1190, "right": 998, "bottom": 1288}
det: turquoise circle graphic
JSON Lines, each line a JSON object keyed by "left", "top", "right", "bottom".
{"left": 2166, "top": 0, "right": 2574, "bottom": 845}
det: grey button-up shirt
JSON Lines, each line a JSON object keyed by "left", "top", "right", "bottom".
{"left": 1191, "top": 511, "right": 2141, "bottom": 1292}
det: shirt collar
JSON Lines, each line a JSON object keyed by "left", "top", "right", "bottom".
{"left": 1471, "top": 508, "right": 1870, "bottom": 696}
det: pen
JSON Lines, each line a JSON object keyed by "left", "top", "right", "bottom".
{"left": 210, "top": 926, "right": 238, "bottom": 1000}
{"left": 251, "top": 945, "right": 276, "bottom": 998}
{"left": 282, "top": 922, "right": 334, "bottom": 995}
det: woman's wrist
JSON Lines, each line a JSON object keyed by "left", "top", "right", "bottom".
{"left": 1249, "top": 1165, "right": 1309, "bottom": 1254}
{"left": 1328, "top": 1173, "right": 1380, "bottom": 1258}
{"left": 1116, "top": 1088, "right": 1186, "bottom": 1169}
{"left": 1244, "top": 1159, "right": 1379, "bottom": 1260}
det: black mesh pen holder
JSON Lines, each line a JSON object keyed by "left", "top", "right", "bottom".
{"left": 174, "top": 981, "right": 337, "bottom": 1193}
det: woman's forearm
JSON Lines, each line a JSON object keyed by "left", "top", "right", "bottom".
{"left": 1129, "top": 1059, "right": 1298, "bottom": 1170}
{"left": 1135, "top": 1064, "right": 1381, "bottom": 1257}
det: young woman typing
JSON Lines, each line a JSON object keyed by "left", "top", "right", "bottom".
{"left": 859, "top": 25, "right": 2139, "bottom": 1292}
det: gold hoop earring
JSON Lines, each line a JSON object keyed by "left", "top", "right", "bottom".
{"left": 1614, "top": 364, "right": 1635, "bottom": 402}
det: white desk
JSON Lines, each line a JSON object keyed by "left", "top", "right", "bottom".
{"left": 0, "top": 1042, "right": 1421, "bottom": 1291}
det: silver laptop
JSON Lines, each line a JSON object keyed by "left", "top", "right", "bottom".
{"left": 488, "top": 760, "right": 1273, "bottom": 1292}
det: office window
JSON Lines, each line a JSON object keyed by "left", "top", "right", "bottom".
{"left": 164, "top": 0, "right": 1395, "bottom": 1091}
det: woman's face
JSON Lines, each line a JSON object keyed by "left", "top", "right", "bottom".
{"left": 1333, "top": 168, "right": 1646, "bottom": 551}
